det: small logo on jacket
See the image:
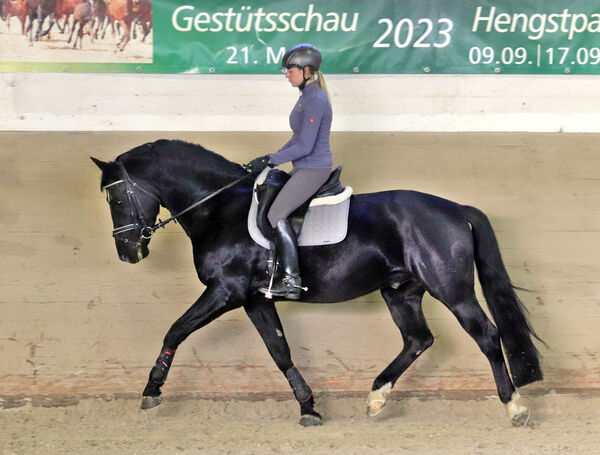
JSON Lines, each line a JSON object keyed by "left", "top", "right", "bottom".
{"left": 309, "top": 118, "right": 315, "bottom": 123}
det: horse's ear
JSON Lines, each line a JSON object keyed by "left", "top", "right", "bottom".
{"left": 90, "top": 156, "right": 109, "bottom": 171}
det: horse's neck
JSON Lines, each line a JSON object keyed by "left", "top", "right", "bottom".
{"left": 152, "top": 152, "right": 246, "bottom": 228}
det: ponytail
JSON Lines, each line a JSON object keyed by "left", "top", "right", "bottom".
{"left": 316, "top": 71, "right": 330, "bottom": 103}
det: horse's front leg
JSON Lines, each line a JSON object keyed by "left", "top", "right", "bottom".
{"left": 140, "top": 285, "right": 242, "bottom": 410}
{"left": 244, "top": 298, "right": 321, "bottom": 426}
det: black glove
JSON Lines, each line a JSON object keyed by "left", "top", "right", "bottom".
{"left": 244, "top": 155, "right": 271, "bottom": 173}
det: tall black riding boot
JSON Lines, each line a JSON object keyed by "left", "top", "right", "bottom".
{"left": 259, "top": 219, "right": 304, "bottom": 300}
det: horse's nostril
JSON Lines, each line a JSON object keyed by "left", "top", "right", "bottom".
{"left": 119, "top": 252, "right": 140, "bottom": 264}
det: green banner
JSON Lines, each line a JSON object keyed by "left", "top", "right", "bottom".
{"left": 2, "top": 0, "right": 600, "bottom": 74}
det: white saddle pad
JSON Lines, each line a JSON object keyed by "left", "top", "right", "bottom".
{"left": 247, "top": 169, "right": 352, "bottom": 249}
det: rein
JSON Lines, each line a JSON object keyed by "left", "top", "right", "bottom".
{"left": 146, "top": 172, "right": 253, "bottom": 237}
{"left": 105, "top": 161, "right": 253, "bottom": 241}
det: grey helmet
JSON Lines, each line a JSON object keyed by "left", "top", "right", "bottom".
{"left": 281, "top": 43, "right": 322, "bottom": 71}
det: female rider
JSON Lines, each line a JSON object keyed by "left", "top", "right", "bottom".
{"left": 246, "top": 43, "right": 333, "bottom": 300}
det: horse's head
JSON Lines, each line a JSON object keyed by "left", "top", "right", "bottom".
{"left": 91, "top": 157, "right": 160, "bottom": 264}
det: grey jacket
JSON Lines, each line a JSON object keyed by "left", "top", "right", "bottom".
{"left": 268, "top": 82, "right": 333, "bottom": 169}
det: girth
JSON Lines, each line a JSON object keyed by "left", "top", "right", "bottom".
{"left": 255, "top": 166, "right": 345, "bottom": 242}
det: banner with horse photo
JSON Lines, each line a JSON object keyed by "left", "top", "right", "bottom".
{"left": 0, "top": 0, "right": 153, "bottom": 71}
{"left": 2, "top": 0, "right": 600, "bottom": 74}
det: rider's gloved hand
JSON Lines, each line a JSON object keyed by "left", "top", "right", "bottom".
{"left": 244, "top": 155, "right": 272, "bottom": 173}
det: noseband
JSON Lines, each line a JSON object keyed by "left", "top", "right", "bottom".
{"left": 103, "top": 161, "right": 161, "bottom": 245}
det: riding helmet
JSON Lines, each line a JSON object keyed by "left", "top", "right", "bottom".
{"left": 281, "top": 43, "right": 322, "bottom": 71}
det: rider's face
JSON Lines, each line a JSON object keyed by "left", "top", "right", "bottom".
{"left": 285, "top": 67, "right": 308, "bottom": 87}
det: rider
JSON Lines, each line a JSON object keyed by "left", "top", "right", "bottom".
{"left": 246, "top": 43, "right": 333, "bottom": 300}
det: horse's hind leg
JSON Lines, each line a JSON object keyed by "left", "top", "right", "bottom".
{"left": 244, "top": 299, "right": 321, "bottom": 426}
{"left": 440, "top": 292, "right": 529, "bottom": 425}
{"left": 367, "top": 283, "right": 433, "bottom": 417}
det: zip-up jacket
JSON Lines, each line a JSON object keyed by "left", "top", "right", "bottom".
{"left": 268, "top": 82, "right": 333, "bottom": 169}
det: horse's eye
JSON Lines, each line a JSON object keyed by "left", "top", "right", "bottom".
{"left": 114, "top": 200, "right": 123, "bottom": 207}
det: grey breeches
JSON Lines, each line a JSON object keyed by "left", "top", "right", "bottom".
{"left": 267, "top": 167, "right": 331, "bottom": 228}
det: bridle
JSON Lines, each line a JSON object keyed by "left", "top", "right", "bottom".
{"left": 103, "top": 161, "right": 254, "bottom": 245}
{"left": 103, "top": 161, "right": 161, "bottom": 245}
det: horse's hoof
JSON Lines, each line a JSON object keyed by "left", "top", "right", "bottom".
{"left": 140, "top": 395, "right": 161, "bottom": 410}
{"left": 511, "top": 408, "right": 531, "bottom": 427}
{"left": 366, "top": 383, "right": 392, "bottom": 417}
{"left": 299, "top": 413, "right": 322, "bottom": 427}
{"left": 506, "top": 392, "right": 530, "bottom": 426}
{"left": 367, "top": 400, "right": 386, "bottom": 417}
{"left": 366, "top": 399, "right": 387, "bottom": 417}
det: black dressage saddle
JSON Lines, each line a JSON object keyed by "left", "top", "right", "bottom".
{"left": 255, "top": 166, "right": 345, "bottom": 241}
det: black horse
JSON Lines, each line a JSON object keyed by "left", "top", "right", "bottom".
{"left": 92, "top": 139, "right": 542, "bottom": 427}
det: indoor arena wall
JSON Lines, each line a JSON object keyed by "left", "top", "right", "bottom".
{"left": 0, "top": 130, "right": 598, "bottom": 397}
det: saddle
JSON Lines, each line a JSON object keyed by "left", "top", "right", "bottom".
{"left": 252, "top": 166, "right": 352, "bottom": 244}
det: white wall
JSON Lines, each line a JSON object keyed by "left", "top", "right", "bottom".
{"left": 1, "top": 72, "right": 598, "bottom": 132}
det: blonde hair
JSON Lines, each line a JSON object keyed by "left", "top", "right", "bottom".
{"left": 315, "top": 71, "right": 330, "bottom": 103}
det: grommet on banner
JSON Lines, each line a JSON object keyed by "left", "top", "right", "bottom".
{"left": 564, "top": 68, "right": 571, "bottom": 74}
{"left": 209, "top": 67, "right": 216, "bottom": 73}
{"left": 136, "top": 67, "right": 142, "bottom": 72}
{"left": 494, "top": 67, "right": 501, "bottom": 73}
{"left": 353, "top": 67, "right": 360, "bottom": 73}
{"left": 423, "top": 67, "right": 430, "bottom": 73}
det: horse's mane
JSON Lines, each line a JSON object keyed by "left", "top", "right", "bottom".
{"left": 101, "top": 139, "right": 245, "bottom": 189}
{"left": 155, "top": 140, "right": 241, "bottom": 168}
{"left": 118, "top": 139, "right": 245, "bottom": 175}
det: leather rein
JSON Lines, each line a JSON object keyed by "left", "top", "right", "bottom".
{"left": 103, "top": 161, "right": 253, "bottom": 243}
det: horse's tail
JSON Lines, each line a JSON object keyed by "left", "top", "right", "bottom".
{"left": 461, "top": 205, "right": 543, "bottom": 387}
